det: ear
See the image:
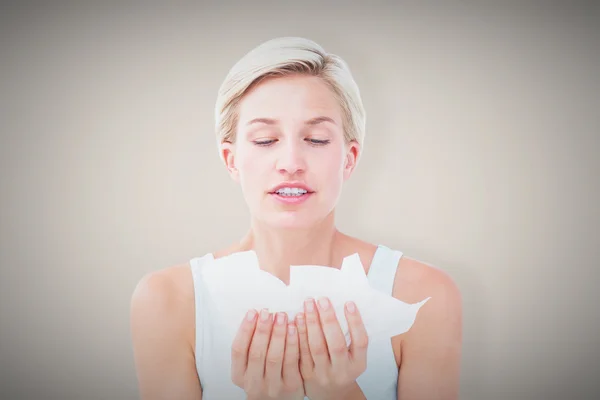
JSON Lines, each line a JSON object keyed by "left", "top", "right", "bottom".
{"left": 343, "top": 140, "right": 360, "bottom": 180}
{"left": 220, "top": 141, "right": 240, "bottom": 182}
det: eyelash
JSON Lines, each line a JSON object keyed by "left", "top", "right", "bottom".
{"left": 253, "top": 139, "right": 331, "bottom": 147}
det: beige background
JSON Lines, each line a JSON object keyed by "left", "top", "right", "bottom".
{"left": 1, "top": 1, "right": 598, "bottom": 399}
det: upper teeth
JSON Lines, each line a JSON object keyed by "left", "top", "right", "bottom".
{"left": 276, "top": 187, "right": 308, "bottom": 196}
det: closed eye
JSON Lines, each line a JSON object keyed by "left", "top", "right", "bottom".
{"left": 253, "top": 138, "right": 330, "bottom": 147}
{"left": 306, "top": 138, "right": 330, "bottom": 145}
{"left": 253, "top": 139, "right": 276, "bottom": 146}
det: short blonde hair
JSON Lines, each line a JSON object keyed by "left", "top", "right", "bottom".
{"left": 214, "top": 37, "right": 366, "bottom": 156}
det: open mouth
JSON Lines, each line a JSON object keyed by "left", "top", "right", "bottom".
{"left": 269, "top": 186, "right": 314, "bottom": 203}
{"left": 273, "top": 188, "right": 310, "bottom": 197}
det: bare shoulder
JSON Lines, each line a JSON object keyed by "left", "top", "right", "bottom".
{"left": 390, "top": 256, "right": 463, "bottom": 399}
{"left": 130, "top": 263, "right": 196, "bottom": 327}
{"left": 393, "top": 256, "right": 462, "bottom": 339}
{"left": 393, "top": 255, "right": 463, "bottom": 365}
{"left": 130, "top": 263, "right": 197, "bottom": 355}
{"left": 130, "top": 262, "right": 197, "bottom": 346}
{"left": 394, "top": 256, "right": 462, "bottom": 308}
{"left": 130, "top": 263, "right": 202, "bottom": 399}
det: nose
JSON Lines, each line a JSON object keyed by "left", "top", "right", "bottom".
{"left": 275, "top": 140, "right": 306, "bottom": 175}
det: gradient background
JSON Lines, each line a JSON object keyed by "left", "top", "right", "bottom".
{"left": 1, "top": 1, "right": 598, "bottom": 399}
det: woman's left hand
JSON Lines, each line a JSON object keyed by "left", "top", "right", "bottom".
{"left": 295, "top": 297, "right": 369, "bottom": 400}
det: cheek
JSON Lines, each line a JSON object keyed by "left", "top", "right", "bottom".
{"left": 318, "top": 150, "right": 346, "bottom": 189}
{"left": 330, "top": 146, "right": 347, "bottom": 173}
{"left": 236, "top": 148, "right": 268, "bottom": 188}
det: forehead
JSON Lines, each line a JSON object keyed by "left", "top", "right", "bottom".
{"left": 237, "top": 74, "right": 343, "bottom": 124}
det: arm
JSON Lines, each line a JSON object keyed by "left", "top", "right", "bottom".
{"left": 397, "top": 270, "right": 463, "bottom": 400}
{"left": 130, "top": 269, "right": 202, "bottom": 400}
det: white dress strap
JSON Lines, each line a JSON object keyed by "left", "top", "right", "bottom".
{"left": 356, "top": 245, "right": 403, "bottom": 400}
{"left": 367, "top": 245, "right": 403, "bottom": 295}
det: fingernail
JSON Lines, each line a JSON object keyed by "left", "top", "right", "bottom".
{"left": 288, "top": 324, "right": 296, "bottom": 336}
{"left": 346, "top": 301, "right": 356, "bottom": 314}
{"left": 246, "top": 309, "right": 256, "bottom": 321}
{"left": 318, "top": 297, "right": 330, "bottom": 310}
{"left": 304, "top": 298, "right": 315, "bottom": 312}
{"left": 260, "top": 308, "right": 270, "bottom": 321}
{"left": 296, "top": 313, "right": 305, "bottom": 326}
{"left": 276, "top": 312, "right": 286, "bottom": 325}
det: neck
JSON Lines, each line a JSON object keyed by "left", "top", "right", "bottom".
{"left": 238, "top": 214, "right": 341, "bottom": 284}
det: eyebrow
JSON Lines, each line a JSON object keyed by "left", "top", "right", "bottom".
{"left": 245, "top": 116, "right": 337, "bottom": 126}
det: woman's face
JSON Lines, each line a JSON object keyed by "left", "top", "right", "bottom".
{"left": 222, "top": 74, "right": 359, "bottom": 229}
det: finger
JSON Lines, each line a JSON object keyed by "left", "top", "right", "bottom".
{"left": 295, "top": 312, "right": 314, "bottom": 378}
{"left": 264, "top": 312, "right": 287, "bottom": 396}
{"left": 304, "top": 298, "right": 330, "bottom": 371}
{"left": 316, "top": 296, "right": 349, "bottom": 369}
{"left": 345, "top": 301, "right": 369, "bottom": 369}
{"left": 230, "top": 309, "right": 258, "bottom": 386}
{"left": 246, "top": 309, "right": 273, "bottom": 389}
{"left": 282, "top": 322, "right": 302, "bottom": 389}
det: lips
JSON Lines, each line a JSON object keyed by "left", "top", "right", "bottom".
{"left": 268, "top": 182, "right": 315, "bottom": 194}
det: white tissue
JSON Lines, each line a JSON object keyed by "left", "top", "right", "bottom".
{"left": 200, "top": 251, "right": 430, "bottom": 345}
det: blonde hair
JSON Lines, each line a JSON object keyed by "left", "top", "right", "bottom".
{"left": 214, "top": 37, "right": 366, "bottom": 158}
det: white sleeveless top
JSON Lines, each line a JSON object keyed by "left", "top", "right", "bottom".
{"left": 190, "top": 245, "right": 402, "bottom": 400}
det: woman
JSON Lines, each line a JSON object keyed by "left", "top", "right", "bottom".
{"left": 131, "top": 37, "right": 463, "bottom": 400}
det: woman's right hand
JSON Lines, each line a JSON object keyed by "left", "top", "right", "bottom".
{"left": 231, "top": 308, "right": 305, "bottom": 400}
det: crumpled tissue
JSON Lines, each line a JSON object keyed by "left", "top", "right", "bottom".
{"left": 200, "top": 250, "right": 430, "bottom": 345}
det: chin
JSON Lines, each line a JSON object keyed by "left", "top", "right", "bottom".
{"left": 262, "top": 210, "right": 322, "bottom": 230}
